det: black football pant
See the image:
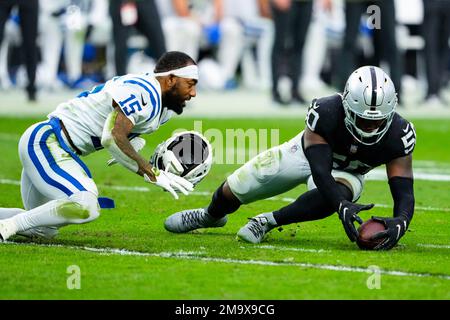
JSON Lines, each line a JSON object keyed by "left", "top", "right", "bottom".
{"left": 270, "top": 1, "right": 313, "bottom": 99}
{"left": 0, "top": 0, "right": 38, "bottom": 98}
{"left": 422, "top": 0, "right": 450, "bottom": 97}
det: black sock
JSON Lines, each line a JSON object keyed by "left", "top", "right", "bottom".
{"left": 272, "top": 183, "right": 353, "bottom": 226}
{"left": 207, "top": 182, "right": 242, "bottom": 218}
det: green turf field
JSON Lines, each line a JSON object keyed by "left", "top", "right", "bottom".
{"left": 0, "top": 116, "right": 449, "bottom": 300}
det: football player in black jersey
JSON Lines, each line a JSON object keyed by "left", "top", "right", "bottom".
{"left": 165, "top": 66, "right": 416, "bottom": 250}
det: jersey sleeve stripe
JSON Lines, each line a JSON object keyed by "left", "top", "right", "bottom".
{"left": 119, "top": 77, "right": 162, "bottom": 123}
{"left": 132, "top": 77, "right": 162, "bottom": 122}
{"left": 123, "top": 79, "right": 157, "bottom": 109}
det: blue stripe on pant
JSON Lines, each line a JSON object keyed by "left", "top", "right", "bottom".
{"left": 39, "top": 129, "right": 87, "bottom": 193}
{"left": 27, "top": 122, "right": 87, "bottom": 197}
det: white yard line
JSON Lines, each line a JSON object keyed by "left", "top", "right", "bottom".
{"left": 2, "top": 241, "right": 449, "bottom": 280}
{"left": 370, "top": 203, "right": 450, "bottom": 213}
{"left": 417, "top": 244, "right": 450, "bottom": 249}
{"left": 414, "top": 160, "right": 450, "bottom": 168}
{"left": 0, "top": 178, "right": 20, "bottom": 186}
{"left": 248, "top": 244, "right": 450, "bottom": 252}
{"left": 268, "top": 196, "right": 450, "bottom": 212}
{"left": 3, "top": 241, "right": 205, "bottom": 257}
{"left": 1, "top": 178, "right": 449, "bottom": 212}
{"left": 105, "top": 185, "right": 151, "bottom": 192}
{"left": 241, "top": 245, "right": 330, "bottom": 253}
{"left": 83, "top": 246, "right": 206, "bottom": 257}
{"left": 366, "top": 169, "right": 450, "bottom": 181}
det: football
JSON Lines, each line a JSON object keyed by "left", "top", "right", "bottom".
{"left": 356, "top": 219, "right": 387, "bottom": 250}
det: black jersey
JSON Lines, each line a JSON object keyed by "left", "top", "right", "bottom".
{"left": 304, "top": 93, "right": 416, "bottom": 175}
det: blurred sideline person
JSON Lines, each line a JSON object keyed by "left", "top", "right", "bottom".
{"left": 84, "top": 0, "right": 115, "bottom": 79}
{"left": 300, "top": 0, "right": 333, "bottom": 93}
{"left": 215, "top": 0, "right": 274, "bottom": 90}
{"left": 0, "top": 11, "right": 20, "bottom": 90}
{"left": 38, "top": 0, "right": 70, "bottom": 91}
{"left": 38, "top": 0, "right": 110, "bottom": 90}
{"left": 337, "top": 0, "right": 402, "bottom": 104}
{"left": 60, "top": 1, "right": 90, "bottom": 86}
{"left": 165, "top": 66, "right": 416, "bottom": 251}
{"left": 156, "top": 0, "right": 202, "bottom": 61}
{"left": 109, "top": 0, "right": 166, "bottom": 75}
{"left": 0, "top": 0, "right": 38, "bottom": 101}
{"left": 270, "top": 0, "right": 313, "bottom": 105}
{"left": 0, "top": 52, "right": 197, "bottom": 241}
{"left": 422, "top": 0, "right": 450, "bottom": 107}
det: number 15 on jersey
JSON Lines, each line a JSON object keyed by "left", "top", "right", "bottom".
{"left": 118, "top": 94, "right": 142, "bottom": 116}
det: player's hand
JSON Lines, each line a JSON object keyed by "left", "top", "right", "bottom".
{"left": 144, "top": 168, "right": 194, "bottom": 200}
{"left": 370, "top": 216, "right": 408, "bottom": 250}
{"left": 338, "top": 200, "right": 374, "bottom": 242}
{"left": 107, "top": 137, "right": 146, "bottom": 166}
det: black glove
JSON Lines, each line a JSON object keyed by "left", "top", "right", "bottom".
{"left": 371, "top": 216, "right": 408, "bottom": 250}
{"left": 338, "top": 200, "right": 374, "bottom": 242}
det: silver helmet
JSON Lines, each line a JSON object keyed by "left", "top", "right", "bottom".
{"left": 342, "top": 66, "right": 397, "bottom": 145}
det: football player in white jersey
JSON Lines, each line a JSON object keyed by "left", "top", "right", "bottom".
{"left": 0, "top": 51, "right": 198, "bottom": 241}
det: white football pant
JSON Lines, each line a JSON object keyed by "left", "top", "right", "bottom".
{"left": 0, "top": 120, "right": 99, "bottom": 239}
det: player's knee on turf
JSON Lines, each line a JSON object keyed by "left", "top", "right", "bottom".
{"left": 56, "top": 191, "right": 100, "bottom": 224}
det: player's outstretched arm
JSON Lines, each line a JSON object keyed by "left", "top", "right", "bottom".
{"left": 303, "top": 128, "right": 374, "bottom": 242}
{"left": 371, "top": 155, "right": 414, "bottom": 250}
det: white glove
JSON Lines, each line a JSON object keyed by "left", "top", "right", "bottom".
{"left": 144, "top": 169, "right": 194, "bottom": 200}
{"left": 107, "top": 137, "right": 146, "bottom": 166}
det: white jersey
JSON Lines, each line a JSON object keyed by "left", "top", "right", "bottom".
{"left": 155, "top": 0, "right": 214, "bottom": 24}
{"left": 223, "top": 0, "right": 259, "bottom": 20}
{"left": 48, "top": 73, "right": 173, "bottom": 155}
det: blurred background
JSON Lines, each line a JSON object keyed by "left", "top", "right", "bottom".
{"left": 0, "top": 0, "right": 449, "bottom": 117}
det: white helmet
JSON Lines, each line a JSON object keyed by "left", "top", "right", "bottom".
{"left": 342, "top": 66, "right": 397, "bottom": 145}
{"left": 150, "top": 131, "right": 212, "bottom": 186}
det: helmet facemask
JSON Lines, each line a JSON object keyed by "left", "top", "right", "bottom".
{"left": 343, "top": 97, "right": 395, "bottom": 145}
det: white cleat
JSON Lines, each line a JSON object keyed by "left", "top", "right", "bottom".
{"left": 237, "top": 213, "right": 277, "bottom": 244}
{"left": 0, "top": 219, "right": 18, "bottom": 242}
{"left": 164, "top": 208, "right": 228, "bottom": 233}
